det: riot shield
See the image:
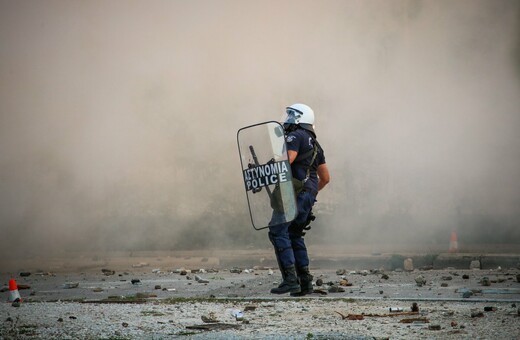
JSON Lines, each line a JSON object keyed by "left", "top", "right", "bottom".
{"left": 237, "top": 121, "right": 297, "bottom": 230}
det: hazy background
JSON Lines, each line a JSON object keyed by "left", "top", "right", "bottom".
{"left": 1, "top": 0, "right": 519, "bottom": 261}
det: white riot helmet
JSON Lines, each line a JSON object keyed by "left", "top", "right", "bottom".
{"left": 283, "top": 103, "right": 315, "bottom": 134}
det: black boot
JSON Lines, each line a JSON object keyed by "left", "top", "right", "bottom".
{"left": 270, "top": 265, "right": 301, "bottom": 294}
{"left": 290, "top": 266, "right": 314, "bottom": 296}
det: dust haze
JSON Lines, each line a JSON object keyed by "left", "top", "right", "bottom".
{"left": 1, "top": 0, "right": 519, "bottom": 263}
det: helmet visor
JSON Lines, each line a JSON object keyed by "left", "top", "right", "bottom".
{"left": 282, "top": 108, "right": 302, "bottom": 126}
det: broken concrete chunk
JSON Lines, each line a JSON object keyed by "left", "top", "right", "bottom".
{"left": 415, "top": 275, "right": 426, "bottom": 287}
{"left": 328, "top": 285, "right": 345, "bottom": 293}
{"left": 470, "top": 260, "right": 481, "bottom": 270}
{"left": 480, "top": 277, "right": 491, "bottom": 286}
{"left": 201, "top": 312, "right": 218, "bottom": 323}
{"left": 101, "top": 269, "right": 115, "bottom": 276}
{"left": 132, "top": 262, "right": 149, "bottom": 268}
{"left": 404, "top": 258, "right": 414, "bottom": 271}
{"left": 63, "top": 282, "right": 79, "bottom": 289}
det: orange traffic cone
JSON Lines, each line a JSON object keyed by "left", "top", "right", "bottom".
{"left": 448, "top": 231, "right": 458, "bottom": 253}
{"left": 8, "top": 278, "right": 21, "bottom": 302}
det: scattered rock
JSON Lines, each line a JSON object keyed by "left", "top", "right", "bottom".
{"left": 244, "top": 305, "right": 257, "bottom": 311}
{"left": 484, "top": 306, "right": 497, "bottom": 312}
{"left": 101, "top": 269, "right": 115, "bottom": 276}
{"left": 12, "top": 301, "right": 21, "bottom": 307}
{"left": 19, "top": 272, "right": 31, "bottom": 277}
{"left": 470, "top": 260, "right": 481, "bottom": 270}
{"left": 336, "top": 269, "right": 346, "bottom": 275}
{"left": 429, "top": 324, "right": 441, "bottom": 330}
{"left": 399, "top": 318, "right": 429, "bottom": 324}
{"left": 132, "top": 262, "right": 149, "bottom": 268}
{"left": 57, "top": 318, "right": 63, "bottom": 322}
{"left": 404, "top": 258, "right": 414, "bottom": 271}
{"left": 17, "top": 284, "right": 30, "bottom": 290}
{"left": 462, "top": 274, "right": 470, "bottom": 279}
{"left": 154, "top": 285, "right": 162, "bottom": 290}
{"left": 381, "top": 274, "right": 389, "bottom": 280}
{"left": 131, "top": 279, "right": 141, "bottom": 285}
{"left": 462, "top": 291, "right": 473, "bottom": 298}
{"left": 441, "top": 283, "right": 449, "bottom": 287}
{"left": 230, "top": 267, "right": 242, "bottom": 274}
{"left": 201, "top": 312, "right": 218, "bottom": 323}
{"left": 328, "top": 285, "right": 345, "bottom": 293}
{"left": 411, "top": 302, "right": 419, "bottom": 312}
{"left": 441, "top": 276, "right": 453, "bottom": 281}
{"left": 339, "top": 279, "right": 351, "bottom": 286}
{"left": 480, "top": 277, "right": 491, "bottom": 286}
{"left": 186, "top": 323, "right": 241, "bottom": 331}
{"left": 471, "top": 311, "right": 484, "bottom": 318}
{"left": 92, "top": 288, "right": 104, "bottom": 292}
{"left": 415, "top": 275, "right": 426, "bottom": 287}
{"left": 316, "top": 278, "right": 323, "bottom": 286}
{"left": 63, "top": 282, "right": 79, "bottom": 289}
{"left": 122, "top": 322, "right": 129, "bottom": 327}
{"left": 451, "top": 321, "right": 458, "bottom": 327}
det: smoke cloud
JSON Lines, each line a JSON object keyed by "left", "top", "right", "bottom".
{"left": 1, "top": 0, "right": 519, "bottom": 263}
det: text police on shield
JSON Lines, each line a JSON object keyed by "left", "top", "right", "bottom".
{"left": 243, "top": 160, "right": 290, "bottom": 192}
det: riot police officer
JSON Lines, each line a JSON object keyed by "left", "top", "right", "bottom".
{"left": 269, "top": 103, "right": 330, "bottom": 295}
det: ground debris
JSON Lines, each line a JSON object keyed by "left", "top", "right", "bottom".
{"left": 201, "top": 312, "right": 218, "bottom": 323}
{"left": 415, "top": 275, "right": 426, "bottom": 287}
{"left": 101, "top": 269, "right": 115, "bottom": 276}
{"left": 186, "top": 323, "right": 241, "bottom": 331}
{"left": 335, "top": 311, "right": 364, "bottom": 320}
{"left": 335, "top": 311, "right": 420, "bottom": 320}
{"left": 63, "top": 282, "right": 79, "bottom": 289}
{"left": 399, "top": 318, "right": 429, "bottom": 324}
{"left": 411, "top": 302, "right": 419, "bottom": 312}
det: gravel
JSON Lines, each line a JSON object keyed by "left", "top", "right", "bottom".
{"left": 1, "top": 256, "right": 519, "bottom": 339}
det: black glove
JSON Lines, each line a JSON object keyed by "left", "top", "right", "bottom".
{"left": 288, "top": 210, "right": 316, "bottom": 236}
